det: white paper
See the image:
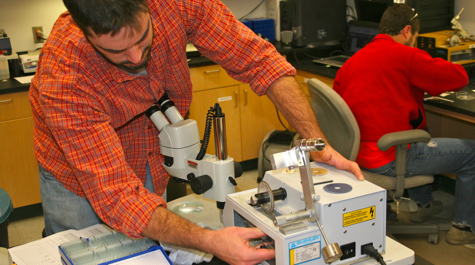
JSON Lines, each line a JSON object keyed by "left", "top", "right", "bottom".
{"left": 8, "top": 224, "right": 110, "bottom": 265}
{"left": 107, "top": 249, "right": 170, "bottom": 265}
{"left": 14, "top": 75, "right": 35, "bottom": 84}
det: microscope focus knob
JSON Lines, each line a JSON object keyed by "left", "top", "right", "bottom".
{"left": 190, "top": 175, "right": 213, "bottom": 195}
{"left": 234, "top": 161, "right": 243, "bottom": 178}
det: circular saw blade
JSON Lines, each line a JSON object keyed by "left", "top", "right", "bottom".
{"left": 257, "top": 181, "right": 275, "bottom": 214}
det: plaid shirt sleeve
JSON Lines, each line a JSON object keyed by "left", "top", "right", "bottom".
{"left": 179, "top": 0, "right": 296, "bottom": 96}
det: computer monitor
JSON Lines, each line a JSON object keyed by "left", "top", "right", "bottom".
{"left": 344, "top": 21, "right": 380, "bottom": 54}
{"left": 355, "top": 0, "right": 394, "bottom": 23}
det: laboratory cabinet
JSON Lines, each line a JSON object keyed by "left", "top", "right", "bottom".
{"left": 188, "top": 64, "right": 290, "bottom": 162}
{"left": 0, "top": 91, "right": 41, "bottom": 208}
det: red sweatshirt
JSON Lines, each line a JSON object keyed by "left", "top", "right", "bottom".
{"left": 333, "top": 34, "right": 468, "bottom": 169}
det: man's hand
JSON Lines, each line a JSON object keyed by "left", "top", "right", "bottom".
{"left": 205, "top": 227, "right": 275, "bottom": 265}
{"left": 143, "top": 207, "right": 274, "bottom": 265}
{"left": 310, "top": 145, "right": 364, "bottom": 180}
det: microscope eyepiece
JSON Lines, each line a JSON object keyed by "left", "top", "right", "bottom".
{"left": 146, "top": 105, "right": 161, "bottom": 118}
{"left": 157, "top": 92, "right": 170, "bottom": 105}
{"left": 157, "top": 92, "right": 176, "bottom": 113}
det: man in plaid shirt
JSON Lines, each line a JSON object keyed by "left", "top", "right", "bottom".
{"left": 29, "top": 0, "right": 363, "bottom": 263}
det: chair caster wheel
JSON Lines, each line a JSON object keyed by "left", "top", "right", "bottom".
{"left": 428, "top": 233, "right": 439, "bottom": 244}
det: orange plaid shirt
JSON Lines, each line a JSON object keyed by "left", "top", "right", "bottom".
{"left": 29, "top": 0, "right": 295, "bottom": 238}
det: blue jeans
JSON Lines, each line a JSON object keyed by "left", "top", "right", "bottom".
{"left": 40, "top": 165, "right": 155, "bottom": 236}
{"left": 364, "top": 138, "right": 475, "bottom": 229}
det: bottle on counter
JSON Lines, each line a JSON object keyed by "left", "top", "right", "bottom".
{"left": 0, "top": 51, "right": 10, "bottom": 80}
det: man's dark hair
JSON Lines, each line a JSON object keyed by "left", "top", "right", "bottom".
{"left": 63, "top": 0, "right": 150, "bottom": 37}
{"left": 379, "top": 4, "right": 420, "bottom": 36}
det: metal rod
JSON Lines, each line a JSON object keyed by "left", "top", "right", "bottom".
{"left": 314, "top": 218, "right": 330, "bottom": 246}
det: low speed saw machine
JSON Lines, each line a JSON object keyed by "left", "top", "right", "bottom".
{"left": 223, "top": 139, "right": 402, "bottom": 265}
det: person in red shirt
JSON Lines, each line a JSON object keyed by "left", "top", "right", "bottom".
{"left": 334, "top": 4, "right": 475, "bottom": 246}
{"left": 29, "top": 0, "right": 364, "bottom": 263}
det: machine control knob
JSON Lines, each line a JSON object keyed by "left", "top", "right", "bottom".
{"left": 190, "top": 175, "right": 213, "bottom": 195}
{"left": 228, "top": 177, "right": 237, "bottom": 186}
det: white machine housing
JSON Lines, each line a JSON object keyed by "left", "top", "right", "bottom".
{"left": 19, "top": 53, "right": 38, "bottom": 73}
{"left": 223, "top": 162, "right": 387, "bottom": 265}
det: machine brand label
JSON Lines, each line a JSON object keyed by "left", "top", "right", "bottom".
{"left": 289, "top": 236, "right": 321, "bottom": 265}
{"left": 343, "top": 205, "right": 376, "bottom": 227}
{"left": 187, "top": 160, "right": 198, "bottom": 169}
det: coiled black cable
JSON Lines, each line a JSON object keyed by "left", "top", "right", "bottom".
{"left": 362, "top": 244, "right": 386, "bottom": 265}
{"left": 196, "top": 106, "right": 215, "bottom": 160}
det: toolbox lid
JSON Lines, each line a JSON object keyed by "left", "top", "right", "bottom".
{"left": 0, "top": 188, "right": 12, "bottom": 224}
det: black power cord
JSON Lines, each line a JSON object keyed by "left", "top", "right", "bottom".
{"left": 362, "top": 244, "right": 386, "bottom": 265}
{"left": 196, "top": 106, "right": 215, "bottom": 160}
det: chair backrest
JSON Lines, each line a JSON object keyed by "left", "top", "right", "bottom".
{"left": 307, "top": 78, "right": 360, "bottom": 161}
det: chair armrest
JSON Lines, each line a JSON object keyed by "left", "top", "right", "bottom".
{"left": 377, "top": 129, "right": 431, "bottom": 199}
{"left": 377, "top": 130, "right": 431, "bottom": 151}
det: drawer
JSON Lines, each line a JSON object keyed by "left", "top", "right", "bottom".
{"left": 0, "top": 91, "right": 33, "bottom": 122}
{"left": 190, "top": 65, "right": 241, "bottom": 91}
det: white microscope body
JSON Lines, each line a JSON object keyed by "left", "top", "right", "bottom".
{"left": 147, "top": 93, "right": 240, "bottom": 207}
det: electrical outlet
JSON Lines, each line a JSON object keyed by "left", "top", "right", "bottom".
{"left": 32, "top": 26, "right": 44, "bottom": 44}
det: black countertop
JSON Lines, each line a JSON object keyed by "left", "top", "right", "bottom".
{"left": 4, "top": 44, "right": 475, "bottom": 119}
{"left": 422, "top": 83, "right": 475, "bottom": 117}
{"left": 0, "top": 77, "right": 31, "bottom": 95}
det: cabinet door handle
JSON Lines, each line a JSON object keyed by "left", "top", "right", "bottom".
{"left": 234, "top": 91, "right": 238, "bottom": 107}
{"left": 204, "top": 69, "right": 221, "bottom": 74}
{"left": 0, "top": 99, "right": 13, "bottom": 103}
{"left": 244, "top": 89, "right": 248, "bottom": 105}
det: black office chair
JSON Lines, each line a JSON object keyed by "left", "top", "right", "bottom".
{"left": 307, "top": 78, "right": 442, "bottom": 244}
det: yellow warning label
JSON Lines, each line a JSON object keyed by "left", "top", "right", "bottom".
{"left": 343, "top": 206, "right": 376, "bottom": 227}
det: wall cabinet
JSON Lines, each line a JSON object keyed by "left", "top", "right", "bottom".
{"left": 188, "top": 65, "right": 289, "bottom": 162}
{"left": 0, "top": 91, "right": 41, "bottom": 208}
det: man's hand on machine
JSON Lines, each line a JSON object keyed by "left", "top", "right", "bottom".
{"left": 310, "top": 145, "right": 364, "bottom": 181}
{"left": 207, "top": 227, "right": 275, "bottom": 265}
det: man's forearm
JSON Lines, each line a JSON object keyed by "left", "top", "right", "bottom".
{"left": 266, "top": 75, "right": 327, "bottom": 141}
{"left": 266, "top": 75, "right": 364, "bottom": 180}
{"left": 142, "top": 206, "right": 214, "bottom": 251}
